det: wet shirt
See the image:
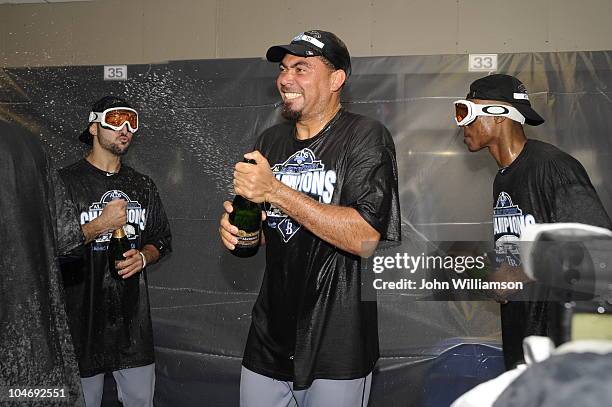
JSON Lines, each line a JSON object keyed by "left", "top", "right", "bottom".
{"left": 242, "top": 109, "right": 401, "bottom": 390}
{"left": 492, "top": 139, "right": 612, "bottom": 369}
{"left": 0, "top": 122, "right": 85, "bottom": 406}
{"left": 59, "top": 159, "right": 171, "bottom": 377}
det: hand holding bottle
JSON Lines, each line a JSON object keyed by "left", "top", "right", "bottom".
{"left": 115, "top": 249, "right": 146, "bottom": 279}
{"left": 108, "top": 226, "right": 146, "bottom": 280}
{"left": 82, "top": 198, "right": 127, "bottom": 244}
{"left": 219, "top": 200, "right": 266, "bottom": 255}
{"left": 220, "top": 157, "right": 267, "bottom": 257}
{"left": 233, "top": 151, "right": 279, "bottom": 204}
{"left": 99, "top": 199, "right": 127, "bottom": 232}
{"left": 108, "top": 226, "right": 131, "bottom": 280}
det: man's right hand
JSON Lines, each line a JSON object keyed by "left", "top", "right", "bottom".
{"left": 82, "top": 199, "right": 127, "bottom": 244}
{"left": 99, "top": 199, "right": 127, "bottom": 232}
{"left": 219, "top": 200, "right": 239, "bottom": 250}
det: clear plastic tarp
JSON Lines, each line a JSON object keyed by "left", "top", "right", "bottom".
{"left": 1, "top": 50, "right": 610, "bottom": 406}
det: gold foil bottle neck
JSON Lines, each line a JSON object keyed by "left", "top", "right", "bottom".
{"left": 112, "top": 227, "right": 126, "bottom": 238}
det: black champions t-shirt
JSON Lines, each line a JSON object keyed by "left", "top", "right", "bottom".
{"left": 242, "top": 109, "right": 401, "bottom": 390}
{"left": 59, "top": 159, "right": 172, "bottom": 377}
{"left": 493, "top": 139, "right": 612, "bottom": 369}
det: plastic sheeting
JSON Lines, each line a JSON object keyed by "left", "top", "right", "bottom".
{"left": 1, "top": 50, "right": 611, "bottom": 406}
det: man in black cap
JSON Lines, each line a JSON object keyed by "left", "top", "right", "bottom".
{"left": 59, "top": 96, "right": 172, "bottom": 407}
{"left": 219, "top": 30, "right": 401, "bottom": 406}
{"left": 455, "top": 74, "right": 611, "bottom": 369}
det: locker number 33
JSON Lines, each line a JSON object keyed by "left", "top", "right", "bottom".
{"left": 469, "top": 54, "right": 498, "bottom": 72}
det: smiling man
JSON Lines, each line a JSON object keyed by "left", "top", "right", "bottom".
{"left": 219, "top": 30, "right": 401, "bottom": 406}
{"left": 455, "top": 74, "right": 612, "bottom": 369}
{"left": 59, "top": 96, "right": 172, "bottom": 407}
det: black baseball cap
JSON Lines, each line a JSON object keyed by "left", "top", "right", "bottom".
{"left": 467, "top": 74, "right": 545, "bottom": 126}
{"left": 266, "top": 30, "right": 351, "bottom": 77}
{"left": 79, "top": 95, "right": 134, "bottom": 144}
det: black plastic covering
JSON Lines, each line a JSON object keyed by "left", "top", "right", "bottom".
{"left": 1, "top": 50, "right": 611, "bottom": 406}
{"left": 0, "top": 121, "right": 85, "bottom": 406}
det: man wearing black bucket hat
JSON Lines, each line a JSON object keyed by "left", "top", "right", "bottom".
{"left": 455, "top": 74, "right": 611, "bottom": 369}
{"left": 59, "top": 96, "right": 172, "bottom": 407}
{"left": 219, "top": 30, "right": 401, "bottom": 406}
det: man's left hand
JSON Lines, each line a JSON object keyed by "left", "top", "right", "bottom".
{"left": 234, "top": 150, "right": 279, "bottom": 204}
{"left": 116, "top": 249, "right": 145, "bottom": 279}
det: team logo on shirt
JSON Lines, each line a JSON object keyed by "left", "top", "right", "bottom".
{"left": 266, "top": 148, "right": 337, "bottom": 242}
{"left": 493, "top": 191, "right": 536, "bottom": 265}
{"left": 79, "top": 190, "right": 146, "bottom": 248}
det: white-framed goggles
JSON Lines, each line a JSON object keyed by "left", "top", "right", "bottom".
{"left": 88, "top": 107, "right": 139, "bottom": 133}
{"left": 453, "top": 99, "right": 525, "bottom": 127}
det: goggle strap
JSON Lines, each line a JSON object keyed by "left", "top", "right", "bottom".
{"left": 88, "top": 111, "right": 102, "bottom": 123}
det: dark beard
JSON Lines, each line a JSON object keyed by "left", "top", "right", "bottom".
{"left": 110, "top": 145, "right": 129, "bottom": 156}
{"left": 100, "top": 138, "right": 130, "bottom": 156}
{"left": 281, "top": 102, "right": 301, "bottom": 121}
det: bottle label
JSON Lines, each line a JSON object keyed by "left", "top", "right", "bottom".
{"left": 237, "top": 230, "right": 260, "bottom": 248}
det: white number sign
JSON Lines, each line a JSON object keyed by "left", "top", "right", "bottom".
{"left": 469, "top": 54, "right": 498, "bottom": 72}
{"left": 104, "top": 65, "right": 128, "bottom": 81}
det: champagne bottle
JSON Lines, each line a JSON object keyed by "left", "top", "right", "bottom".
{"left": 108, "top": 226, "right": 131, "bottom": 280}
{"left": 229, "top": 159, "right": 262, "bottom": 258}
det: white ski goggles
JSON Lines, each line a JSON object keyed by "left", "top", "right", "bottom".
{"left": 453, "top": 99, "right": 525, "bottom": 126}
{"left": 88, "top": 107, "right": 139, "bottom": 133}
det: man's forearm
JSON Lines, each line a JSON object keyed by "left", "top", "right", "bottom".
{"left": 269, "top": 181, "right": 380, "bottom": 257}
{"left": 82, "top": 218, "right": 111, "bottom": 244}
